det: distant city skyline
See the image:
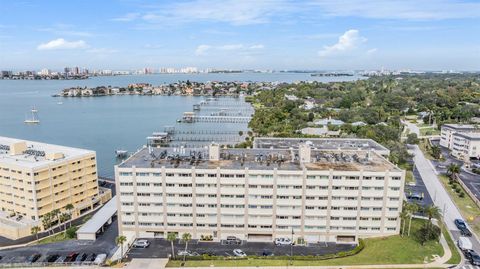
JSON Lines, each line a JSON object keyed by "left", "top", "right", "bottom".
{"left": 1, "top": 0, "right": 480, "bottom": 70}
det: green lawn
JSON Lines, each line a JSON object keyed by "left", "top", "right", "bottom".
{"left": 167, "top": 220, "right": 443, "bottom": 267}
{"left": 438, "top": 175, "right": 480, "bottom": 236}
{"left": 35, "top": 232, "right": 74, "bottom": 245}
{"left": 419, "top": 127, "right": 440, "bottom": 136}
{"left": 443, "top": 225, "right": 461, "bottom": 265}
{"left": 34, "top": 226, "right": 78, "bottom": 245}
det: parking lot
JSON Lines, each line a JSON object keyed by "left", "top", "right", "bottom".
{"left": 404, "top": 160, "right": 434, "bottom": 208}
{"left": 430, "top": 139, "right": 480, "bottom": 201}
{"left": 126, "top": 238, "right": 355, "bottom": 259}
{"left": 0, "top": 218, "right": 118, "bottom": 266}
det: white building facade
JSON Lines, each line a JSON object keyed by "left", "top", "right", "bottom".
{"left": 440, "top": 124, "right": 479, "bottom": 149}
{"left": 116, "top": 140, "right": 404, "bottom": 244}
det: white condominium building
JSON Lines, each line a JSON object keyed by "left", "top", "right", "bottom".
{"left": 116, "top": 138, "right": 404, "bottom": 244}
{"left": 440, "top": 124, "right": 479, "bottom": 149}
{"left": 451, "top": 132, "right": 480, "bottom": 160}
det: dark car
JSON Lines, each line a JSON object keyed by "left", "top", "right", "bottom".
{"left": 467, "top": 250, "right": 480, "bottom": 266}
{"left": 454, "top": 219, "right": 472, "bottom": 236}
{"left": 83, "top": 253, "right": 97, "bottom": 263}
{"left": 47, "top": 255, "right": 60, "bottom": 263}
{"left": 26, "top": 254, "right": 41, "bottom": 263}
{"left": 455, "top": 219, "right": 467, "bottom": 229}
{"left": 262, "top": 249, "right": 274, "bottom": 256}
{"left": 64, "top": 252, "right": 79, "bottom": 263}
{"left": 74, "top": 253, "right": 88, "bottom": 263}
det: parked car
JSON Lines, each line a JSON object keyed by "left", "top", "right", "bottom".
{"left": 38, "top": 254, "right": 59, "bottom": 263}
{"left": 458, "top": 236, "right": 473, "bottom": 252}
{"left": 262, "top": 249, "right": 274, "bottom": 256}
{"left": 233, "top": 249, "right": 247, "bottom": 257}
{"left": 226, "top": 236, "right": 241, "bottom": 245}
{"left": 406, "top": 192, "right": 423, "bottom": 200}
{"left": 466, "top": 250, "right": 480, "bottom": 266}
{"left": 26, "top": 254, "right": 41, "bottom": 263}
{"left": 274, "top": 237, "right": 293, "bottom": 246}
{"left": 198, "top": 249, "right": 215, "bottom": 256}
{"left": 54, "top": 255, "right": 67, "bottom": 264}
{"left": 178, "top": 250, "right": 199, "bottom": 256}
{"left": 93, "top": 254, "right": 107, "bottom": 265}
{"left": 133, "top": 239, "right": 150, "bottom": 248}
{"left": 74, "top": 253, "right": 87, "bottom": 263}
{"left": 64, "top": 252, "right": 79, "bottom": 263}
{"left": 83, "top": 253, "right": 97, "bottom": 263}
{"left": 454, "top": 219, "right": 472, "bottom": 236}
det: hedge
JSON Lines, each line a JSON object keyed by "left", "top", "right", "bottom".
{"left": 173, "top": 239, "right": 364, "bottom": 261}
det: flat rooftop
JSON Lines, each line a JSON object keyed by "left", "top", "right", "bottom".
{"left": 119, "top": 146, "right": 399, "bottom": 172}
{"left": 254, "top": 137, "right": 390, "bottom": 154}
{"left": 443, "top": 124, "right": 479, "bottom": 130}
{"left": 77, "top": 196, "right": 117, "bottom": 236}
{"left": 455, "top": 132, "right": 480, "bottom": 140}
{"left": 0, "top": 136, "right": 95, "bottom": 169}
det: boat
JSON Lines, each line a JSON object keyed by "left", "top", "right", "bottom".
{"left": 115, "top": 150, "right": 128, "bottom": 158}
{"left": 24, "top": 107, "right": 40, "bottom": 124}
{"left": 57, "top": 101, "right": 63, "bottom": 105}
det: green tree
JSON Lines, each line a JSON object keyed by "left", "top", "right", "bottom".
{"left": 430, "top": 145, "right": 441, "bottom": 159}
{"left": 65, "top": 203, "right": 74, "bottom": 228}
{"left": 399, "top": 210, "right": 408, "bottom": 237}
{"left": 51, "top": 208, "right": 61, "bottom": 227}
{"left": 41, "top": 212, "right": 52, "bottom": 234}
{"left": 421, "top": 205, "right": 442, "bottom": 245}
{"left": 406, "top": 202, "right": 420, "bottom": 236}
{"left": 406, "top": 133, "right": 419, "bottom": 144}
{"left": 31, "top": 226, "right": 41, "bottom": 241}
{"left": 116, "top": 235, "right": 127, "bottom": 261}
{"left": 167, "top": 232, "right": 177, "bottom": 259}
{"left": 182, "top": 233, "right": 192, "bottom": 261}
{"left": 447, "top": 163, "right": 461, "bottom": 180}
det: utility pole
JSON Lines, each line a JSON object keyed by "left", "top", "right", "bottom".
{"left": 290, "top": 228, "right": 294, "bottom": 265}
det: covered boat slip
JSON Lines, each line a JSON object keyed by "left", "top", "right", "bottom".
{"left": 76, "top": 196, "right": 117, "bottom": 240}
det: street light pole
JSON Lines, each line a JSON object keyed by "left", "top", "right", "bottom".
{"left": 290, "top": 228, "right": 294, "bottom": 265}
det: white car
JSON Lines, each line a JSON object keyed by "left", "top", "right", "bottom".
{"left": 133, "top": 239, "right": 150, "bottom": 248}
{"left": 274, "top": 237, "right": 292, "bottom": 246}
{"left": 93, "top": 254, "right": 107, "bottom": 265}
{"left": 178, "top": 250, "right": 199, "bottom": 256}
{"left": 233, "top": 249, "right": 247, "bottom": 257}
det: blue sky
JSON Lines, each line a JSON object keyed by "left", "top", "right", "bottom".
{"left": 1, "top": 0, "right": 480, "bottom": 71}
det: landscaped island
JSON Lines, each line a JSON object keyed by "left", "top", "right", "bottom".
{"left": 54, "top": 81, "right": 274, "bottom": 97}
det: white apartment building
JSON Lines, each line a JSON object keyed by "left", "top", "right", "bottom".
{"left": 440, "top": 124, "right": 479, "bottom": 149}
{"left": 0, "top": 136, "right": 110, "bottom": 239}
{"left": 116, "top": 139, "right": 404, "bottom": 244}
{"left": 451, "top": 132, "right": 480, "bottom": 160}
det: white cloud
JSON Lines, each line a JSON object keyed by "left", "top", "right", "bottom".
{"left": 112, "top": 12, "right": 140, "bottom": 22}
{"left": 195, "top": 43, "right": 264, "bottom": 56}
{"left": 367, "top": 48, "right": 378, "bottom": 55}
{"left": 318, "top": 29, "right": 366, "bottom": 57}
{"left": 195, "top": 45, "right": 212, "bottom": 55}
{"left": 37, "top": 38, "right": 88, "bottom": 50}
{"left": 134, "top": 0, "right": 292, "bottom": 26}
{"left": 312, "top": 0, "right": 480, "bottom": 20}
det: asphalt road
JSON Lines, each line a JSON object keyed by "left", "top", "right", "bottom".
{"left": 126, "top": 239, "right": 355, "bottom": 259}
{"left": 411, "top": 144, "right": 480, "bottom": 264}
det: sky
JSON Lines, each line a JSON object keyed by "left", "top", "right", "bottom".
{"left": 1, "top": 0, "right": 480, "bottom": 71}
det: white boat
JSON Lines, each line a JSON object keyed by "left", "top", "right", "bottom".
{"left": 57, "top": 101, "right": 63, "bottom": 105}
{"left": 24, "top": 107, "right": 40, "bottom": 124}
{"left": 115, "top": 150, "right": 128, "bottom": 158}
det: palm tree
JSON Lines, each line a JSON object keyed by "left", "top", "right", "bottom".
{"left": 406, "top": 202, "right": 420, "bottom": 236}
{"left": 422, "top": 205, "right": 442, "bottom": 244}
{"left": 447, "top": 163, "right": 461, "bottom": 180}
{"left": 51, "top": 208, "right": 61, "bottom": 227}
{"left": 167, "top": 232, "right": 177, "bottom": 259}
{"left": 41, "top": 212, "right": 52, "bottom": 234}
{"left": 399, "top": 210, "right": 408, "bottom": 237}
{"left": 31, "top": 226, "right": 41, "bottom": 241}
{"left": 59, "top": 213, "right": 70, "bottom": 234}
{"left": 65, "top": 203, "right": 74, "bottom": 228}
{"left": 116, "top": 235, "right": 127, "bottom": 261}
{"left": 430, "top": 145, "right": 441, "bottom": 159}
{"left": 182, "top": 233, "right": 192, "bottom": 261}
